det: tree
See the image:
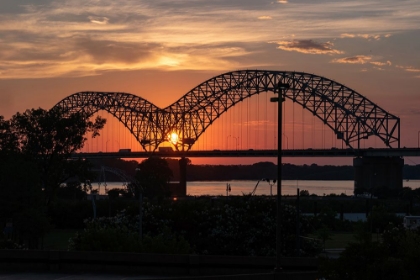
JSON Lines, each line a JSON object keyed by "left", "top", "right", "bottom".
{"left": 135, "top": 156, "right": 173, "bottom": 199}
{"left": 0, "top": 107, "right": 105, "bottom": 248}
{"left": 8, "top": 107, "right": 106, "bottom": 204}
{"left": 0, "top": 116, "right": 19, "bottom": 155}
{"left": 300, "top": 189, "right": 310, "bottom": 196}
{"left": 320, "top": 222, "right": 420, "bottom": 279}
{"left": 314, "top": 225, "right": 332, "bottom": 251}
{"left": 0, "top": 153, "right": 48, "bottom": 249}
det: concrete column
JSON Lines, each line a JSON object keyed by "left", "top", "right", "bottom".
{"left": 178, "top": 157, "right": 188, "bottom": 196}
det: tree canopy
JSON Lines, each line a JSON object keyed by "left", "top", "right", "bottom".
{"left": 0, "top": 107, "right": 105, "bottom": 248}
{"left": 5, "top": 108, "right": 105, "bottom": 202}
{"left": 135, "top": 156, "right": 173, "bottom": 199}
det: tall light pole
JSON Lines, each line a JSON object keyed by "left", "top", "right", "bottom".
{"left": 271, "top": 81, "right": 289, "bottom": 272}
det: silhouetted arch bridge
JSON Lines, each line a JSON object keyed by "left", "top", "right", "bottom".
{"left": 53, "top": 70, "right": 416, "bottom": 195}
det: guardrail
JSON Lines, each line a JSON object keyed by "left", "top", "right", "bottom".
{"left": 0, "top": 250, "right": 318, "bottom": 278}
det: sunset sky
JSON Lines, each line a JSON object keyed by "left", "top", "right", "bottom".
{"left": 0, "top": 0, "right": 419, "bottom": 165}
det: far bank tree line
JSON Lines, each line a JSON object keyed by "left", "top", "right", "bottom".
{"left": 90, "top": 158, "right": 420, "bottom": 182}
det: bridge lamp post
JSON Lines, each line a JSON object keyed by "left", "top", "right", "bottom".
{"left": 233, "top": 136, "right": 239, "bottom": 150}
{"left": 226, "top": 135, "right": 231, "bottom": 150}
{"left": 282, "top": 133, "right": 288, "bottom": 150}
{"left": 418, "top": 131, "right": 420, "bottom": 148}
{"left": 271, "top": 81, "right": 289, "bottom": 272}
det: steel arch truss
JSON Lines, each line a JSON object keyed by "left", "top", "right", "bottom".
{"left": 53, "top": 70, "right": 400, "bottom": 151}
{"left": 54, "top": 92, "right": 165, "bottom": 150}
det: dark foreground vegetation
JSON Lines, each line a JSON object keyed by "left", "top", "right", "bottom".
{"left": 2, "top": 107, "right": 420, "bottom": 279}
{"left": 4, "top": 192, "right": 420, "bottom": 279}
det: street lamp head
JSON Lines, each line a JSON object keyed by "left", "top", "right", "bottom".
{"left": 278, "top": 82, "right": 290, "bottom": 89}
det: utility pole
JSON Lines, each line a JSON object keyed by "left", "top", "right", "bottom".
{"left": 271, "top": 81, "right": 289, "bottom": 272}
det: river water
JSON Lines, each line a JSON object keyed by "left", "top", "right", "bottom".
{"left": 92, "top": 180, "right": 420, "bottom": 196}
{"left": 188, "top": 180, "right": 354, "bottom": 196}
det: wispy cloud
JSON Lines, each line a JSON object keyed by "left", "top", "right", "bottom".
{"left": 340, "top": 33, "right": 388, "bottom": 40}
{"left": 74, "top": 37, "right": 159, "bottom": 64}
{"left": 405, "top": 68, "right": 420, "bottom": 73}
{"left": 396, "top": 65, "right": 420, "bottom": 72}
{"left": 88, "top": 16, "right": 109, "bottom": 25}
{"left": 245, "top": 120, "right": 272, "bottom": 127}
{"left": 258, "top": 16, "right": 272, "bottom": 20}
{"left": 0, "top": 0, "right": 419, "bottom": 79}
{"left": 370, "top": 61, "right": 392, "bottom": 66}
{"left": 276, "top": 40, "right": 343, "bottom": 55}
{"left": 332, "top": 55, "right": 372, "bottom": 64}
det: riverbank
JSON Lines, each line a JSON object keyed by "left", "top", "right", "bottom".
{"left": 92, "top": 180, "right": 420, "bottom": 196}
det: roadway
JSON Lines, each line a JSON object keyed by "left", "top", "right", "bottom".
{"left": 0, "top": 272, "right": 169, "bottom": 279}
{"left": 71, "top": 147, "right": 420, "bottom": 159}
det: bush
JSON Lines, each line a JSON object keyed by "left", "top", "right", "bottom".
{"left": 68, "top": 197, "right": 322, "bottom": 257}
{"left": 69, "top": 212, "right": 191, "bottom": 254}
{"left": 319, "top": 223, "right": 420, "bottom": 279}
{"left": 0, "top": 234, "right": 26, "bottom": 250}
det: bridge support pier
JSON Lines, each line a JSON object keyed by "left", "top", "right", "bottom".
{"left": 353, "top": 156, "right": 404, "bottom": 196}
{"left": 178, "top": 157, "right": 188, "bottom": 196}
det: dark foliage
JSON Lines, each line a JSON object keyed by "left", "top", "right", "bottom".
{"left": 0, "top": 108, "right": 105, "bottom": 248}
{"left": 319, "top": 210, "right": 420, "bottom": 279}
{"left": 67, "top": 197, "right": 322, "bottom": 257}
{"left": 136, "top": 156, "right": 173, "bottom": 199}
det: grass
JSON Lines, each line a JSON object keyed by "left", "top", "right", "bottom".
{"left": 307, "top": 232, "right": 356, "bottom": 249}
{"left": 324, "top": 232, "right": 355, "bottom": 249}
{"left": 43, "top": 228, "right": 356, "bottom": 252}
{"left": 43, "top": 229, "right": 78, "bottom": 250}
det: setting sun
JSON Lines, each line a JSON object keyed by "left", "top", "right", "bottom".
{"left": 169, "top": 132, "right": 179, "bottom": 145}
